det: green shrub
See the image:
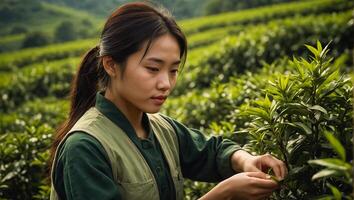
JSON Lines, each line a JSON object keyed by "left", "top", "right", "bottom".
{"left": 174, "top": 11, "right": 353, "bottom": 95}
{"left": 0, "top": 38, "right": 97, "bottom": 71}
{"left": 240, "top": 42, "right": 352, "bottom": 199}
{"left": 22, "top": 31, "right": 51, "bottom": 48}
{"left": 0, "top": 98, "right": 68, "bottom": 133}
{"left": 54, "top": 21, "right": 78, "bottom": 42}
{"left": 308, "top": 131, "right": 352, "bottom": 200}
{"left": 180, "top": 0, "right": 353, "bottom": 34}
{"left": 0, "top": 123, "right": 53, "bottom": 200}
{"left": 0, "top": 58, "right": 77, "bottom": 112}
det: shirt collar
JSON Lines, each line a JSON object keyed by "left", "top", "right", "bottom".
{"left": 95, "top": 91, "right": 151, "bottom": 139}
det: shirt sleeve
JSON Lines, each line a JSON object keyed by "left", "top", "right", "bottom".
{"left": 160, "top": 114, "right": 243, "bottom": 182}
{"left": 53, "top": 132, "right": 122, "bottom": 200}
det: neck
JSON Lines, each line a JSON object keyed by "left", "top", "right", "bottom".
{"left": 104, "top": 89, "right": 143, "bottom": 131}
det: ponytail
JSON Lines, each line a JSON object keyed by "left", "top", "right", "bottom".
{"left": 71, "top": 45, "right": 100, "bottom": 118}
{"left": 48, "top": 46, "right": 101, "bottom": 176}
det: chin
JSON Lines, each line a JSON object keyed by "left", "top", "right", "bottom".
{"left": 143, "top": 106, "right": 162, "bottom": 114}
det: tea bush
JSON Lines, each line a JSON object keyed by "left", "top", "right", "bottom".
{"left": 0, "top": 38, "right": 97, "bottom": 71}
{"left": 180, "top": 0, "right": 352, "bottom": 34}
{"left": 174, "top": 10, "right": 353, "bottom": 95}
{"left": 0, "top": 98, "right": 68, "bottom": 133}
{"left": 0, "top": 123, "right": 53, "bottom": 200}
{"left": 309, "top": 131, "right": 352, "bottom": 199}
{"left": 0, "top": 58, "right": 77, "bottom": 112}
{"left": 164, "top": 43, "right": 353, "bottom": 199}
{"left": 240, "top": 42, "right": 353, "bottom": 199}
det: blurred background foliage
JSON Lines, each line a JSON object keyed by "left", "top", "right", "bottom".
{"left": 0, "top": 0, "right": 353, "bottom": 199}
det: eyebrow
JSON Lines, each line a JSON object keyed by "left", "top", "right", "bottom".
{"left": 145, "top": 57, "right": 181, "bottom": 65}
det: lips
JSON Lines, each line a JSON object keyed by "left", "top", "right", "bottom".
{"left": 151, "top": 96, "right": 167, "bottom": 100}
{"left": 151, "top": 95, "right": 167, "bottom": 105}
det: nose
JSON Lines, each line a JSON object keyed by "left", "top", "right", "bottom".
{"left": 156, "top": 72, "right": 171, "bottom": 91}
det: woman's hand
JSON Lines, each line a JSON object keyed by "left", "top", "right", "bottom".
{"left": 199, "top": 150, "right": 288, "bottom": 200}
{"left": 231, "top": 150, "right": 288, "bottom": 181}
{"left": 199, "top": 171, "right": 278, "bottom": 200}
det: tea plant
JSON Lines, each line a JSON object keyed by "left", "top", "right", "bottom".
{"left": 0, "top": 123, "right": 53, "bottom": 200}
{"left": 241, "top": 41, "right": 353, "bottom": 199}
{"left": 308, "top": 131, "right": 352, "bottom": 200}
{"left": 174, "top": 10, "right": 353, "bottom": 95}
{"left": 180, "top": 0, "right": 351, "bottom": 34}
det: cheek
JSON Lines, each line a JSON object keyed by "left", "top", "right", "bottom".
{"left": 170, "top": 75, "right": 178, "bottom": 87}
{"left": 125, "top": 70, "right": 155, "bottom": 92}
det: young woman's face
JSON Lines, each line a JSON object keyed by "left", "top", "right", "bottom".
{"left": 110, "top": 33, "right": 181, "bottom": 113}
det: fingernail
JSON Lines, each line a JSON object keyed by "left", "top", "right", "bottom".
{"left": 266, "top": 175, "right": 271, "bottom": 179}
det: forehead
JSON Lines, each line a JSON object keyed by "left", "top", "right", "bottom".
{"left": 139, "top": 34, "right": 181, "bottom": 62}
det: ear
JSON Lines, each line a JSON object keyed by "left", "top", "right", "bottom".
{"left": 102, "top": 56, "right": 119, "bottom": 77}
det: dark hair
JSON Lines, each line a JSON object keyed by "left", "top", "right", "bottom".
{"left": 49, "top": 2, "right": 187, "bottom": 175}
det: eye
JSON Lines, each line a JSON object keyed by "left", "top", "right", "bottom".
{"left": 146, "top": 67, "right": 159, "bottom": 72}
{"left": 170, "top": 69, "right": 179, "bottom": 75}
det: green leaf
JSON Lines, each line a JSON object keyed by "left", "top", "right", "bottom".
{"left": 320, "top": 41, "right": 332, "bottom": 59}
{"left": 246, "top": 107, "right": 270, "bottom": 121}
{"left": 279, "top": 75, "right": 289, "bottom": 91}
{"left": 324, "top": 131, "right": 346, "bottom": 160}
{"left": 255, "top": 125, "right": 271, "bottom": 134}
{"left": 327, "top": 183, "right": 342, "bottom": 200}
{"left": 305, "top": 44, "right": 319, "bottom": 59}
{"left": 264, "top": 94, "right": 272, "bottom": 108}
{"left": 293, "top": 56, "right": 305, "bottom": 77}
{"left": 1, "top": 172, "right": 16, "bottom": 183}
{"left": 300, "top": 57, "right": 314, "bottom": 71}
{"left": 311, "top": 169, "right": 338, "bottom": 180}
{"left": 316, "top": 40, "right": 323, "bottom": 54}
{"left": 308, "top": 158, "right": 351, "bottom": 171}
{"left": 309, "top": 105, "right": 327, "bottom": 114}
{"left": 286, "top": 122, "right": 312, "bottom": 135}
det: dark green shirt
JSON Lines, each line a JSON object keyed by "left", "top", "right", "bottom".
{"left": 53, "top": 92, "right": 242, "bottom": 200}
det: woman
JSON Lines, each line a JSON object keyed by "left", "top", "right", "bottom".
{"left": 49, "top": 2, "right": 287, "bottom": 200}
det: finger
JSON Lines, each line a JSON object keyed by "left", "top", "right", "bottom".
{"left": 247, "top": 171, "right": 268, "bottom": 179}
{"left": 246, "top": 172, "right": 279, "bottom": 189}
{"left": 261, "top": 154, "right": 284, "bottom": 180}
{"left": 274, "top": 159, "right": 287, "bottom": 180}
{"left": 269, "top": 156, "right": 287, "bottom": 179}
{"left": 272, "top": 160, "right": 283, "bottom": 180}
{"left": 279, "top": 161, "right": 287, "bottom": 180}
{"left": 253, "top": 178, "right": 279, "bottom": 189}
{"left": 283, "top": 162, "right": 288, "bottom": 178}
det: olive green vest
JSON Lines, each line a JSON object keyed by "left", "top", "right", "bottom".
{"left": 50, "top": 107, "right": 184, "bottom": 200}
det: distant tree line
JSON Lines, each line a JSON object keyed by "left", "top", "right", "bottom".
{"left": 203, "top": 0, "right": 293, "bottom": 15}
{"left": 22, "top": 19, "right": 95, "bottom": 48}
{"left": 0, "top": 0, "right": 42, "bottom": 23}
{"left": 0, "top": 0, "right": 296, "bottom": 50}
{"left": 41, "top": 0, "right": 294, "bottom": 19}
